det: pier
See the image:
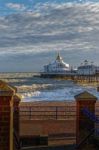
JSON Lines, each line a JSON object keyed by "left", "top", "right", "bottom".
{"left": 41, "top": 54, "right": 99, "bottom": 84}
{"left": 40, "top": 72, "right": 99, "bottom": 84}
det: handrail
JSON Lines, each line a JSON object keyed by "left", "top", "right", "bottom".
{"left": 14, "top": 130, "right": 21, "bottom": 150}
{"left": 19, "top": 105, "right": 76, "bottom": 120}
{"left": 76, "top": 128, "right": 95, "bottom": 149}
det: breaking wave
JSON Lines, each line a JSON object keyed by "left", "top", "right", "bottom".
{"left": 21, "top": 86, "right": 99, "bottom": 102}
{"left": 0, "top": 73, "right": 98, "bottom": 102}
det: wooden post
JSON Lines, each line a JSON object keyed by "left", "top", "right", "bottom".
{"left": 75, "top": 91, "right": 97, "bottom": 146}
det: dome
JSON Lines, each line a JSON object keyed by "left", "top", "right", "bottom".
{"left": 44, "top": 53, "right": 70, "bottom": 72}
{"left": 61, "top": 61, "right": 69, "bottom": 68}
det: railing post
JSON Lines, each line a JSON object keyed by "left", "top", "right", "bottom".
{"left": 56, "top": 106, "right": 58, "bottom": 120}
{"left": 29, "top": 107, "right": 32, "bottom": 120}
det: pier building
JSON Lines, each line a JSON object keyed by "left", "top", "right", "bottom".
{"left": 77, "top": 60, "right": 97, "bottom": 75}
{"left": 44, "top": 53, "right": 70, "bottom": 73}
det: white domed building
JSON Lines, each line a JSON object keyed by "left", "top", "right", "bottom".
{"left": 44, "top": 53, "right": 70, "bottom": 73}
{"left": 77, "top": 60, "right": 97, "bottom": 75}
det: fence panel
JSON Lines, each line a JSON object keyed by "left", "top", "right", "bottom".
{"left": 19, "top": 105, "right": 76, "bottom": 120}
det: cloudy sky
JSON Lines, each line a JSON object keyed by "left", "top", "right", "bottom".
{"left": 0, "top": 0, "right": 99, "bottom": 72}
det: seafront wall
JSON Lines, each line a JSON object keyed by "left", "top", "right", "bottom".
{"left": 19, "top": 100, "right": 99, "bottom": 135}
{"left": 20, "top": 101, "right": 76, "bottom": 146}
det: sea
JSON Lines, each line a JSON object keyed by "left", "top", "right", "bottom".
{"left": 0, "top": 72, "right": 99, "bottom": 102}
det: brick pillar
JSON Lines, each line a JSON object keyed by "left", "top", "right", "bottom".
{"left": 75, "top": 91, "right": 97, "bottom": 146}
{"left": 0, "top": 80, "right": 15, "bottom": 150}
{"left": 13, "top": 95, "right": 21, "bottom": 150}
{"left": 13, "top": 95, "right": 21, "bottom": 136}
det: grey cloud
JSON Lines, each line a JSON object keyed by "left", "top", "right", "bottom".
{"left": 6, "top": 3, "right": 26, "bottom": 11}
{"left": 0, "top": 2, "right": 99, "bottom": 71}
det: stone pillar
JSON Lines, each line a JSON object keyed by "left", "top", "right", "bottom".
{"left": 0, "top": 80, "right": 15, "bottom": 150}
{"left": 75, "top": 91, "right": 97, "bottom": 146}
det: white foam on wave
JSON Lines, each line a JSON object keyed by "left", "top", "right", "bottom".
{"left": 1, "top": 73, "right": 98, "bottom": 102}
{"left": 22, "top": 86, "right": 99, "bottom": 102}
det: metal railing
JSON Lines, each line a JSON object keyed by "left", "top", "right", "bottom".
{"left": 19, "top": 105, "right": 99, "bottom": 120}
{"left": 19, "top": 105, "right": 76, "bottom": 120}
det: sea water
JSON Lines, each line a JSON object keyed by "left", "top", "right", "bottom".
{"left": 0, "top": 72, "right": 99, "bottom": 102}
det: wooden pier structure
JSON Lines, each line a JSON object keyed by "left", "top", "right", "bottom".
{"left": 40, "top": 72, "right": 99, "bottom": 84}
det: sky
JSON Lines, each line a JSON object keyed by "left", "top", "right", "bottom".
{"left": 0, "top": 0, "right": 99, "bottom": 72}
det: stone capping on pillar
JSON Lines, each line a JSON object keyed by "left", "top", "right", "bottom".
{"left": 74, "top": 91, "right": 97, "bottom": 101}
{"left": 0, "top": 80, "right": 15, "bottom": 96}
{"left": 14, "top": 94, "right": 21, "bottom": 102}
